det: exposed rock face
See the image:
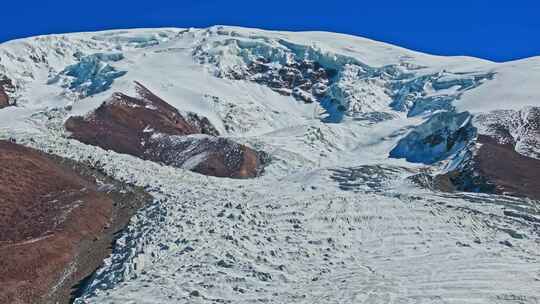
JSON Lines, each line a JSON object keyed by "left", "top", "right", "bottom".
{"left": 428, "top": 107, "right": 540, "bottom": 200}
{"left": 0, "top": 76, "right": 14, "bottom": 109}
{"left": 66, "top": 82, "right": 267, "bottom": 178}
{"left": 242, "top": 57, "right": 335, "bottom": 104}
{"left": 474, "top": 107, "right": 540, "bottom": 159}
{"left": 437, "top": 135, "right": 540, "bottom": 200}
{"left": 0, "top": 141, "right": 149, "bottom": 304}
{"left": 146, "top": 134, "right": 265, "bottom": 178}
{"left": 389, "top": 107, "right": 540, "bottom": 200}
{"left": 0, "top": 86, "right": 8, "bottom": 108}
{"left": 66, "top": 82, "right": 219, "bottom": 156}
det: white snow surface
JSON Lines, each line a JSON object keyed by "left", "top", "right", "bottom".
{"left": 0, "top": 26, "right": 539, "bottom": 304}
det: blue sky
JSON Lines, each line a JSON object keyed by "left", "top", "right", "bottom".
{"left": 1, "top": 0, "right": 538, "bottom": 62}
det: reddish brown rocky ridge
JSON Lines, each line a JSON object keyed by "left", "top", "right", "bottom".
{"left": 436, "top": 135, "right": 540, "bottom": 201}
{"left": 434, "top": 107, "right": 540, "bottom": 201}
{"left": 0, "top": 141, "right": 149, "bottom": 304}
{"left": 65, "top": 82, "right": 268, "bottom": 178}
{"left": 474, "top": 135, "right": 540, "bottom": 199}
{"left": 474, "top": 107, "right": 540, "bottom": 159}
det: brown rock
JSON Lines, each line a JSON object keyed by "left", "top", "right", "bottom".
{"left": 437, "top": 135, "right": 540, "bottom": 200}
{"left": 0, "top": 86, "right": 8, "bottom": 109}
{"left": 0, "top": 141, "right": 113, "bottom": 304}
{"left": 146, "top": 135, "right": 266, "bottom": 178}
{"left": 474, "top": 135, "right": 540, "bottom": 200}
{"left": 475, "top": 107, "right": 540, "bottom": 159}
{"left": 65, "top": 82, "right": 218, "bottom": 156}
{"left": 0, "top": 141, "right": 150, "bottom": 304}
{"left": 66, "top": 82, "right": 268, "bottom": 178}
{"left": 0, "top": 76, "right": 13, "bottom": 109}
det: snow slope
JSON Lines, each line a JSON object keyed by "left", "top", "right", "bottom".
{"left": 0, "top": 26, "right": 539, "bottom": 304}
{"left": 457, "top": 57, "right": 540, "bottom": 113}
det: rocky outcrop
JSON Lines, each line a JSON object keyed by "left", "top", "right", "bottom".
{"left": 65, "top": 82, "right": 219, "bottom": 157}
{"left": 66, "top": 82, "right": 267, "bottom": 178}
{"left": 474, "top": 107, "right": 540, "bottom": 159}
{"left": 242, "top": 57, "right": 335, "bottom": 104}
{"left": 391, "top": 107, "right": 540, "bottom": 200}
{"left": 427, "top": 107, "right": 540, "bottom": 200}
{"left": 146, "top": 134, "right": 265, "bottom": 178}
{"left": 436, "top": 135, "right": 540, "bottom": 200}
{"left": 0, "top": 86, "right": 8, "bottom": 109}
{"left": 0, "top": 76, "right": 14, "bottom": 109}
{"left": 0, "top": 141, "right": 149, "bottom": 304}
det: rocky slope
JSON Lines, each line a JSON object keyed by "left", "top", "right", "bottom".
{"left": 0, "top": 75, "right": 14, "bottom": 108}
{"left": 453, "top": 135, "right": 540, "bottom": 198}
{"left": 65, "top": 82, "right": 267, "bottom": 178}
{"left": 0, "top": 141, "right": 149, "bottom": 304}
{"left": 429, "top": 107, "right": 540, "bottom": 199}
{"left": 475, "top": 106, "right": 540, "bottom": 159}
{"left": 0, "top": 88, "right": 7, "bottom": 108}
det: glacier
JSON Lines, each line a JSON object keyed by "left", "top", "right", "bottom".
{"left": 195, "top": 33, "right": 495, "bottom": 124}
{"left": 0, "top": 26, "right": 539, "bottom": 304}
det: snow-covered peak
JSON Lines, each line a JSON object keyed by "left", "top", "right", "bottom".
{"left": 0, "top": 25, "right": 537, "bottom": 118}
{"left": 0, "top": 25, "right": 538, "bottom": 168}
{"left": 456, "top": 56, "right": 540, "bottom": 113}
{"left": 200, "top": 25, "right": 494, "bottom": 68}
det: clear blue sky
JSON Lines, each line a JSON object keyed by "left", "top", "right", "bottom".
{"left": 1, "top": 0, "right": 538, "bottom": 62}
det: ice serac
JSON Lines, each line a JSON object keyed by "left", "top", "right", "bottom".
{"left": 389, "top": 111, "right": 476, "bottom": 164}
{"left": 390, "top": 71, "right": 494, "bottom": 117}
{"left": 48, "top": 52, "right": 127, "bottom": 98}
{"left": 194, "top": 30, "right": 493, "bottom": 123}
{"left": 65, "top": 82, "right": 267, "bottom": 178}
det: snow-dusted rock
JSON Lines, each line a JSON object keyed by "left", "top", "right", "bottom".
{"left": 475, "top": 106, "right": 540, "bottom": 159}
{"left": 65, "top": 82, "right": 266, "bottom": 178}
{"left": 0, "top": 75, "right": 14, "bottom": 108}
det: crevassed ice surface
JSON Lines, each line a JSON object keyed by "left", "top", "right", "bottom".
{"left": 0, "top": 26, "right": 539, "bottom": 304}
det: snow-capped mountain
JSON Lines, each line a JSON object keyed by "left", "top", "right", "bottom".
{"left": 0, "top": 26, "right": 539, "bottom": 304}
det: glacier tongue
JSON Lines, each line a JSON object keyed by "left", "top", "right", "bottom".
{"left": 28, "top": 134, "right": 533, "bottom": 304}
